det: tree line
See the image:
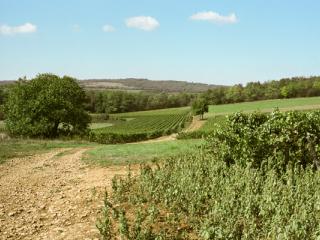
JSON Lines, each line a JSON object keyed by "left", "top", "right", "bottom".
{"left": 84, "top": 91, "right": 195, "bottom": 114}
{"left": 2, "top": 75, "right": 320, "bottom": 121}
{"left": 203, "top": 76, "right": 320, "bottom": 105}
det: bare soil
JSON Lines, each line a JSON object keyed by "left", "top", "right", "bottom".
{"left": 0, "top": 148, "right": 133, "bottom": 240}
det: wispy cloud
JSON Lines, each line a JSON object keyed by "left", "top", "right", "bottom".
{"left": 190, "top": 11, "right": 237, "bottom": 24}
{"left": 125, "top": 16, "right": 159, "bottom": 31}
{"left": 0, "top": 22, "right": 37, "bottom": 35}
{"left": 102, "top": 24, "right": 115, "bottom": 32}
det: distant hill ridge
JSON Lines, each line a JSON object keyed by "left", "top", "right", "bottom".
{"left": 79, "top": 78, "right": 221, "bottom": 92}
{"left": 0, "top": 78, "right": 221, "bottom": 93}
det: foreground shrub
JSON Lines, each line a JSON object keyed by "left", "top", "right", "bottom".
{"left": 98, "top": 110, "right": 320, "bottom": 239}
{"left": 100, "top": 153, "right": 320, "bottom": 239}
{"left": 209, "top": 110, "right": 320, "bottom": 172}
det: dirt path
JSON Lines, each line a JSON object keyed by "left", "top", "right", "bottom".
{"left": 0, "top": 148, "right": 133, "bottom": 240}
{"left": 183, "top": 117, "right": 206, "bottom": 133}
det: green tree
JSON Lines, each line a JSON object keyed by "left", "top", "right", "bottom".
{"left": 4, "top": 73, "right": 90, "bottom": 137}
{"left": 192, "top": 97, "right": 209, "bottom": 120}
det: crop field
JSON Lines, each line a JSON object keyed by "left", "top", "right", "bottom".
{"left": 110, "top": 106, "right": 190, "bottom": 118}
{"left": 89, "top": 108, "right": 191, "bottom": 143}
{"left": 206, "top": 96, "right": 320, "bottom": 117}
{"left": 89, "top": 122, "right": 113, "bottom": 129}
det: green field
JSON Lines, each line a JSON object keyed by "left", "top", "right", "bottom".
{"left": 89, "top": 122, "right": 113, "bottom": 129}
{"left": 83, "top": 139, "right": 203, "bottom": 166}
{"left": 206, "top": 96, "right": 320, "bottom": 117}
{"left": 90, "top": 109, "right": 191, "bottom": 144}
{"left": 111, "top": 106, "right": 190, "bottom": 118}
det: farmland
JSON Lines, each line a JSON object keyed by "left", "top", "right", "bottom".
{"left": 2, "top": 97, "right": 320, "bottom": 239}
{"left": 178, "top": 97, "right": 320, "bottom": 139}
{"left": 89, "top": 108, "right": 191, "bottom": 143}
{"left": 2, "top": 1, "right": 320, "bottom": 238}
{"left": 206, "top": 96, "right": 320, "bottom": 117}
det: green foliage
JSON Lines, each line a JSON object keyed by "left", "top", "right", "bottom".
{"left": 100, "top": 153, "right": 320, "bottom": 239}
{"left": 4, "top": 74, "right": 90, "bottom": 138}
{"left": 89, "top": 110, "right": 191, "bottom": 144}
{"left": 209, "top": 110, "right": 320, "bottom": 172}
{"left": 177, "top": 116, "right": 226, "bottom": 139}
{"left": 0, "top": 105, "right": 4, "bottom": 121}
{"left": 204, "top": 76, "right": 320, "bottom": 105}
{"left": 98, "top": 110, "right": 320, "bottom": 239}
{"left": 192, "top": 97, "right": 208, "bottom": 119}
{"left": 85, "top": 90, "right": 195, "bottom": 114}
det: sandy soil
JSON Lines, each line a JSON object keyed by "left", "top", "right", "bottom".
{"left": 0, "top": 148, "right": 133, "bottom": 240}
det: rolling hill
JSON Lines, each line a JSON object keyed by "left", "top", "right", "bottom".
{"left": 0, "top": 78, "right": 221, "bottom": 93}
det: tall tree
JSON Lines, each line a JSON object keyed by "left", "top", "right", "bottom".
{"left": 4, "top": 73, "right": 90, "bottom": 137}
{"left": 192, "top": 97, "right": 209, "bottom": 120}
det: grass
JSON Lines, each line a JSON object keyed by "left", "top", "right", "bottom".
{"left": 0, "top": 139, "right": 97, "bottom": 164}
{"left": 206, "top": 96, "right": 320, "bottom": 117}
{"left": 0, "top": 120, "right": 5, "bottom": 133}
{"left": 111, "top": 106, "right": 190, "bottom": 118}
{"left": 83, "top": 139, "right": 204, "bottom": 166}
{"left": 89, "top": 122, "right": 113, "bottom": 129}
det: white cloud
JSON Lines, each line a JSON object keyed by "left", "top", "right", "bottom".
{"left": 125, "top": 16, "right": 159, "bottom": 31}
{"left": 190, "top": 11, "right": 237, "bottom": 24}
{"left": 102, "top": 24, "right": 115, "bottom": 32}
{"left": 0, "top": 22, "right": 37, "bottom": 35}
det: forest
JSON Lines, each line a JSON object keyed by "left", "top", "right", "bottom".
{"left": 203, "top": 76, "right": 320, "bottom": 105}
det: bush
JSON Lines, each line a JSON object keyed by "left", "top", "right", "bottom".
{"left": 208, "top": 110, "right": 320, "bottom": 172}
{"left": 99, "top": 150, "right": 320, "bottom": 239}
{"left": 98, "top": 110, "right": 320, "bottom": 239}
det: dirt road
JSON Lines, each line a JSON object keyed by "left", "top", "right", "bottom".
{"left": 0, "top": 148, "right": 131, "bottom": 240}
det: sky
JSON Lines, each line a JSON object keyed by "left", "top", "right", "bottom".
{"left": 0, "top": 0, "right": 320, "bottom": 85}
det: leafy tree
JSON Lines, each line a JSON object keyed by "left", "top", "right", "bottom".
{"left": 192, "top": 97, "right": 208, "bottom": 120}
{"left": 4, "top": 73, "right": 90, "bottom": 137}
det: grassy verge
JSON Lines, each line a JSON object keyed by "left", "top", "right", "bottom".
{"left": 0, "top": 139, "right": 97, "bottom": 164}
{"left": 83, "top": 139, "right": 204, "bottom": 166}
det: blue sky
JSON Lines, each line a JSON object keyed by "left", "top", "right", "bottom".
{"left": 0, "top": 0, "right": 319, "bottom": 85}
